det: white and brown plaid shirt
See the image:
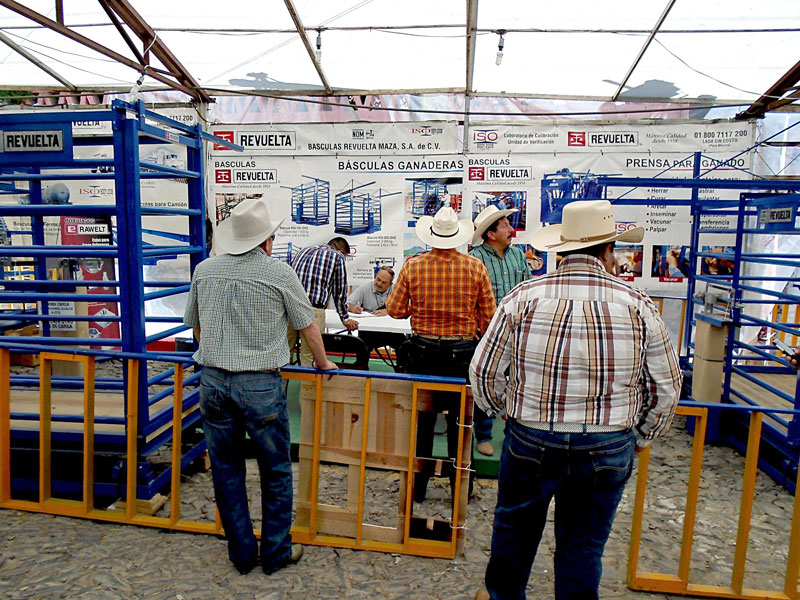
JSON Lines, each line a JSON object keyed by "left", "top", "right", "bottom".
{"left": 469, "top": 254, "right": 681, "bottom": 444}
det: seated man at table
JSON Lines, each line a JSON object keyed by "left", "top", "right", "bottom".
{"left": 348, "top": 266, "right": 406, "bottom": 355}
{"left": 347, "top": 266, "right": 395, "bottom": 316}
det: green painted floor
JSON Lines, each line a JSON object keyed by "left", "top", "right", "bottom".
{"left": 286, "top": 359, "right": 502, "bottom": 478}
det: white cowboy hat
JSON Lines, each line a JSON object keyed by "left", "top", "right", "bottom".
{"left": 471, "top": 205, "right": 518, "bottom": 246}
{"left": 415, "top": 206, "right": 474, "bottom": 250}
{"left": 215, "top": 197, "right": 284, "bottom": 255}
{"left": 530, "top": 200, "right": 644, "bottom": 252}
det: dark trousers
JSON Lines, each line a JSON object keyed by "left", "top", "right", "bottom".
{"left": 485, "top": 420, "right": 636, "bottom": 599}
{"left": 396, "top": 336, "right": 477, "bottom": 500}
{"left": 199, "top": 367, "right": 293, "bottom": 574}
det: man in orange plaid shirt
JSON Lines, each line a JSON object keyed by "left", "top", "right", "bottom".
{"left": 387, "top": 206, "right": 496, "bottom": 502}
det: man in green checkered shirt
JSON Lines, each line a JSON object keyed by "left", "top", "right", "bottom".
{"left": 184, "top": 198, "right": 336, "bottom": 576}
{"left": 469, "top": 204, "right": 530, "bottom": 456}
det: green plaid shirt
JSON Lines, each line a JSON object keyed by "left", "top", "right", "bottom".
{"left": 469, "top": 242, "right": 530, "bottom": 303}
{"left": 184, "top": 247, "right": 314, "bottom": 371}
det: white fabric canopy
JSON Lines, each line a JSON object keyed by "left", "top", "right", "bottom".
{"left": 0, "top": 0, "right": 797, "bottom": 106}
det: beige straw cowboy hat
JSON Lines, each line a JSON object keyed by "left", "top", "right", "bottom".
{"left": 530, "top": 200, "right": 643, "bottom": 252}
{"left": 415, "top": 206, "right": 474, "bottom": 250}
{"left": 215, "top": 197, "right": 284, "bottom": 255}
{"left": 471, "top": 205, "right": 518, "bottom": 246}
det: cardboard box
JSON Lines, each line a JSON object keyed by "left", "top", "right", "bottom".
{"left": 694, "top": 319, "right": 728, "bottom": 362}
{"left": 692, "top": 356, "right": 724, "bottom": 403}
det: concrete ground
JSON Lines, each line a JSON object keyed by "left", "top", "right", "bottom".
{"left": 1, "top": 416, "right": 796, "bottom": 600}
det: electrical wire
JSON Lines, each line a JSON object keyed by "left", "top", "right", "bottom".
{"left": 203, "top": 0, "right": 375, "bottom": 84}
{"left": 651, "top": 36, "right": 790, "bottom": 101}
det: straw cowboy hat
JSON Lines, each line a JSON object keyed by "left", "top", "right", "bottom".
{"left": 530, "top": 200, "right": 643, "bottom": 252}
{"left": 471, "top": 205, "right": 518, "bottom": 246}
{"left": 215, "top": 197, "right": 284, "bottom": 255}
{"left": 415, "top": 206, "right": 474, "bottom": 250}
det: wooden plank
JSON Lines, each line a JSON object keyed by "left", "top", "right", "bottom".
{"left": 9, "top": 388, "right": 194, "bottom": 442}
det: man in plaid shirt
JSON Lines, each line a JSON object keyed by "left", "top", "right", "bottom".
{"left": 185, "top": 198, "right": 336, "bottom": 576}
{"left": 387, "top": 206, "right": 496, "bottom": 502}
{"left": 471, "top": 200, "right": 681, "bottom": 600}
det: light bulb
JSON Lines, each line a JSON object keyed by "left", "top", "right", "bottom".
{"left": 495, "top": 32, "right": 505, "bottom": 66}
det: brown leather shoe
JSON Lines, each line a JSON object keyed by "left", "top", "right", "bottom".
{"left": 474, "top": 590, "right": 490, "bottom": 600}
{"left": 476, "top": 441, "right": 495, "bottom": 456}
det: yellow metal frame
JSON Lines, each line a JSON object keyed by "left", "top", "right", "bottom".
{"left": 0, "top": 353, "right": 471, "bottom": 560}
{"left": 628, "top": 405, "right": 800, "bottom": 599}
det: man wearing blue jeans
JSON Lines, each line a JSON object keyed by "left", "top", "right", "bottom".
{"left": 184, "top": 198, "right": 336, "bottom": 575}
{"left": 470, "top": 200, "right": 681, "bottom": 599}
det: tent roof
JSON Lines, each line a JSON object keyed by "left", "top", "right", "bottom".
{"left": 0, "top": 0, "right": 798, "bottom": 118}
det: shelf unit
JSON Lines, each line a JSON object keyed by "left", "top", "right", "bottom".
{"left": 0, "top": 100, "right": 238, "bottom": 502}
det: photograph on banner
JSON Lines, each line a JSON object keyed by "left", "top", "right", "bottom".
{"left": 404, "top": 176, "right": 462, "bottom": 221}
{"left": 515, "top": 244, "right": 547, "bottom": 277}
{"left": 699, "top": 246, "right": 736, "bottom": 277}
{"left": 651, "top": 245, "right": 692, "bottom": 282}
{"left": 615, "top": 244, "right": 644, "bottom": 281}
{"left": 208, "top": 151, "right": 464, "bottom": 289}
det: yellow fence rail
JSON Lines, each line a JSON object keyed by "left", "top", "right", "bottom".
{"left": 3, "top": 349, "right": 800, "bottom": 593}
{"left": 0, "top": 350, "right": 470, "bottom": 560}
{"left": 628, "top": 404, "right": 800, "bottom": 599}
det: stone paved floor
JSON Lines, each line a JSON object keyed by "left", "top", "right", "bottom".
{"left": 1, "top": 417, "right": 796, "bottom": 600}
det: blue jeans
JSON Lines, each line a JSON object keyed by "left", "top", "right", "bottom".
{"left": 474, "top": 406, "right": 494, "bottom": 443}
{"left": 199, "top": 367, "right": 293, "bottom": 573}
{"left": 485, "top": 420, "right": 636, "bottom": 600}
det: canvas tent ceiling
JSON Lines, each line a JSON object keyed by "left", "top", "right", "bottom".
{"left": 0, "top": 0, "right": 798, "bottom": 118}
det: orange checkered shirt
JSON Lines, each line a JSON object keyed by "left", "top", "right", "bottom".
{"left": 386, "top": 249, "right": 496, "bottom": 337}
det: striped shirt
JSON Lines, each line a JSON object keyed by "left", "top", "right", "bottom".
{"left": 470, "top": 242, "right": 530, "bottom": 303}
{"left": 469, "top": 254, "right": 681, "bottom": 444}
{"left": 184, "top": 247, "right": 314, "bottom": 372}
{"left": 386, "top": 248, "right": 496, "bottom": 337}
{"left": 292, "top": 244, "right": 350, "bottom": 322}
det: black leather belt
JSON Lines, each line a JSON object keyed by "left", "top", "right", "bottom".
{"left": 311, "top": 303, "right": 327, "bottom": 309}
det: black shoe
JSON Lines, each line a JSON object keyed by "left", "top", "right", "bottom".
{"left": 235, "top": 559, "right": 257, "bottom": 575}
{"left": 263, "top": 544, "right": 303, "bottom": 574}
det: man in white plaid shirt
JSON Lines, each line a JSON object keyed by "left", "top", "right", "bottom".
{"left": 471, "top": 200, "right": 681, "bottom": 600}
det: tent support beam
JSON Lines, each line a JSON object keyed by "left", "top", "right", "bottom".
{"left": 283, "top": 0, "right": 333, "bottom": 96}
{"left": 0, "top": 0, "right": 202, "bottom": 100}
{"left": 97, "top": 0, "right": 146, "bottom": 65}
{"left": 0, "top": 30, "right": 76, "bottom": 90}
{"left": 102, "top": 0, "right": 211, "bottom": 102}
{"left": 464, "top": 0, "right": 479, "bottom": 152}
{"left": 736, "top": 59, "right": 800, "bottom": 120}
{"left": 611, "top": 0, "right": 676, "bottom": 101}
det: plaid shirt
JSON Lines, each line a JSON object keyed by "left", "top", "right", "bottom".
{"left": 470, "top": 242, "right": 530, "bottom": 303}
{"left": 292, "top": 244, "right": 350, "bottom": 322}
{"left": 469, "top": 254, "right": 681, "bottom": 444}
{"left": 386, "top": 248, "right": 496, "bottom": 337}
{"left": 184, "top": 247, "right": 314, "bottom": 371}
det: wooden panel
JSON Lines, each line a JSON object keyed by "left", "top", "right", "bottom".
{"left": 296, "top": 374, "right": 471, "bottom": 557}
{"left": 9, "top": 387, "right": 192, "bottom": 443}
